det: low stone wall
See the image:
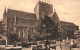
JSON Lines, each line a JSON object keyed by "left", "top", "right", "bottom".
{"left": 71, "top": 48, "right": 80, "bottom": 50}
{"left": 0, "top": 45, "right": 22, "bottom": 50}
{"left": 0, "top": 48, "right": 5, "bottom": 50}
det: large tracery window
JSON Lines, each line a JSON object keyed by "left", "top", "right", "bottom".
{"left": 18, "top": 30, "right": 25, "bottom": 39}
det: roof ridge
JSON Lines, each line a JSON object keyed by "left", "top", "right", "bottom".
{"left": 7, "top": 8, "right": 37, "bottom": 19}
{"left": 7, "top": 8, "right": 35, "bottom": 15}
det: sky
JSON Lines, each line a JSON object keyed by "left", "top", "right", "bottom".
{"left": 0, "top": 0, "right": 80, "bottom": 29}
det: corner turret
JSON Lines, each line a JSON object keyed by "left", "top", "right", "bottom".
{"left": 3, "top": 7, "right": 7, "bottom": 16}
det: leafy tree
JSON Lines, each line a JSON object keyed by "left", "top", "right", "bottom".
{"left": 8, "top": 33, "right": 18, "bottom": 43}
{"left": 37, "top": 15, "right": 58, "bottom": 40}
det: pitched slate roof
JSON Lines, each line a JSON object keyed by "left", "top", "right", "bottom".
{"left": 7, "top": 9, "right": 37, "bottom": 19}
{"left": 51, "top": 11, "right": 60, "bottom": 25}
{"left": 60, "top": 21, "right": 77, "bottom": 26}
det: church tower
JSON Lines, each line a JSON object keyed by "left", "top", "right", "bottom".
{"left": 34, "top": 1, "right": 53, "bottom": 20}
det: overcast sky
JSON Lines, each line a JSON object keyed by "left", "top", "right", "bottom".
{"left": 0, "top": 0, "right": 80, "bottom": 29}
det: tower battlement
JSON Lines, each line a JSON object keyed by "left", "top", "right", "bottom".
{"left": 39, "top": 1, "right": 52, "bottom": 6}
{"left": 39, "top": 1, "right": 53, "bottom": 9}
{"left": 34, "top": 1, "right": 53, "bottom": 20}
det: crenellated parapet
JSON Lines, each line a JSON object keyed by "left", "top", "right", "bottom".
{"left": 34, "top": 1, "right": 53, "bottom": 20}
{"left": 39, "top": 1, "right": 53, "bottom": 19}
{"left": 39, "top": 1, "right": 53, "bottom": 10}
{"left": 39, "top": 1, "right": 52, "bottom": 6}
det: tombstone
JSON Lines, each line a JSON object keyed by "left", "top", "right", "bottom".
{"left": 66, "top": 37, "right": 69, "bottom": 44}
{"left": 71, "top": 39, "right": 74, "bottom": 45}
{"left": 50, "top": 48, "right": 53, "bottom": 50}
{"left": 52, "top": 48, "right": 55, "bottom": 50}
{"left": 56, "top": 46, "right": 61, "bottom": 50}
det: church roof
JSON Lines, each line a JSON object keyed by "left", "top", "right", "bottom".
{"left": 7, "top": 9, "right": 37, "bottom": 19}
{"left": 16, "top": 17, "right": 39, "bottom": 28}
{"left": 60, "top": 21, "right": 77, "bottom": 26}
{"left": 51, "top": 11, "right": 60, "bottom": 25}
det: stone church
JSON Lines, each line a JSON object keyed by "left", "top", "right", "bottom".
{"left": 2, "top": 1, "right": 79, "bottom": 41}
